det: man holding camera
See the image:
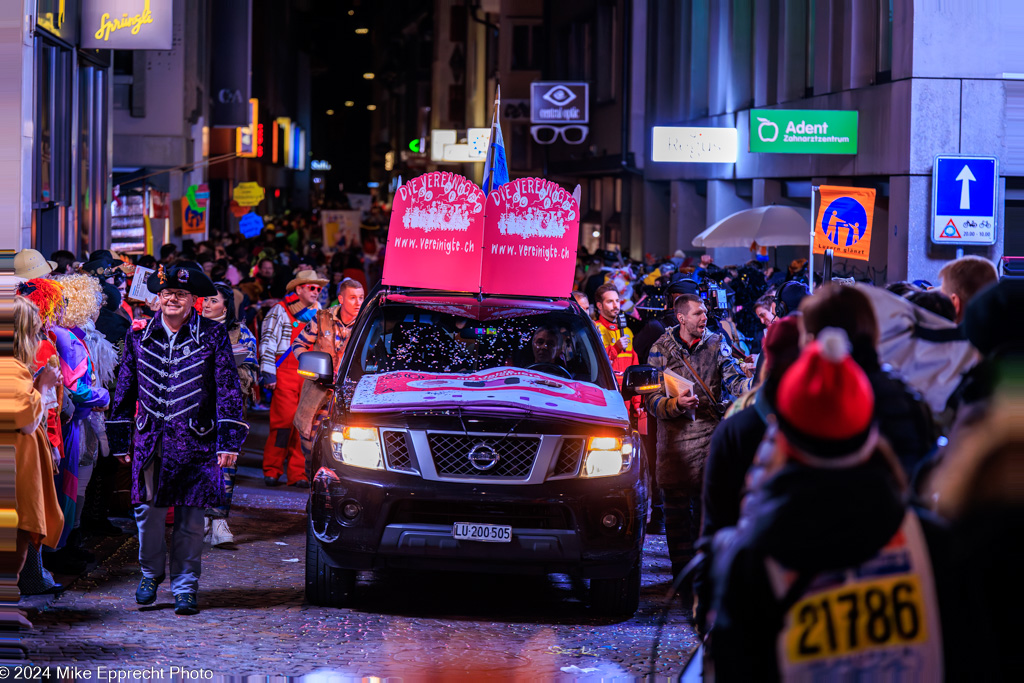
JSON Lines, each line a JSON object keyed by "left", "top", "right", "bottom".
{"left": 645, "top": 293, "right": 748, "bottom": 591}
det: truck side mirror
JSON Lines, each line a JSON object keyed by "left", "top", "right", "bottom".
{"left": 621, "top": 365, "right": 661, "bottom": 400}
{"left": 297, "top": 351, "right": 334, "bottom": 384}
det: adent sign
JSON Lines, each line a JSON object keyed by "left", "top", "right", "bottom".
{"left": 749, "top": 109, "right": 858, "bottom": 154}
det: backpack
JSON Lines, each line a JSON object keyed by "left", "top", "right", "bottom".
{"left": 855, "top": 285, "right": 978, "bottom": 414}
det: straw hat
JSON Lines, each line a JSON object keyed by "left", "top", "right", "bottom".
{"left": 286, "top": 269, "right": 328, "bottom": 293}
{"left": 14, "top": 249, "right": 57, "bottom": 279}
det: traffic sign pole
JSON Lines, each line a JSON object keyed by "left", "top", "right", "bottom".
{"left": 809, "top": 186, "right": 818, "bottom": 293}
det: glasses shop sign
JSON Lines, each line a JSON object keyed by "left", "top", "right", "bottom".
{"left": 750, "top": 109, "right": 858, "bottom": 154}
{"left": 531, "top": 83, "right": 589, "bottom": 124}
{"left": 81, "top": 0, "right": 173, "bottom": 50}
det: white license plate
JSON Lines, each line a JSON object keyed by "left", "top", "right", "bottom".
{"left": 452, "top": 522, "right": 512, "bottom": 543}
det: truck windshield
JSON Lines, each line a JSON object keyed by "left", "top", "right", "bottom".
{"left": 348, "top": 303, "right": 613, "bottom": 389}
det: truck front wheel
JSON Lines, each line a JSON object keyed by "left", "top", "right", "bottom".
{"left": 305, "top": 521, "right": 357, "bottom": 607}
{"left": 589, "top": 557, "right": 641, "bottom": 617}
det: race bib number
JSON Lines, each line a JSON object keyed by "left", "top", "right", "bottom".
{"left": 784, "top": 574, "right": 928, "bottom": 664}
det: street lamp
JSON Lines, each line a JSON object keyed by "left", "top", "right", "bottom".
{"left": 367, "top": 104, "right": 377, "bottom": 111}
{"left": 326, "top": 109, "right": 334, "bottom": 116}
{"left": 363, "top": 72, "right": 375, "bottom": 80}
{"left": 344, "top": 101, "right": 354, "bottom": 107}
{"left": 355, "top": 28, "right": 368, "bottom": 34}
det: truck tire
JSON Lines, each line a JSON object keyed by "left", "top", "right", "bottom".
{"left": 305, "top": 521, "right": 357, "bottom": 607}
{"left": 590, "top": 557, "right": 641, "bottom": 617}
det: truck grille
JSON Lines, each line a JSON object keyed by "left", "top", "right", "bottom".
{"left": 383, "top": 430, "right": 415, "bottom": 471}
{"left": 553, "top": 438, "right": 585, "bottom": 477}
{"left": 427, "top": 433, "right": 541, "bottom": 478}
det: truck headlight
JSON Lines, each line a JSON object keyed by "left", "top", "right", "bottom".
{"left": 582, "top": 436, "right": 633, "bottom": 478}
{"left": 330, "top": 426, "right": 383, "bottom": 470}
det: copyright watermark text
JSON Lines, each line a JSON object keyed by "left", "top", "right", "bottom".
{"left": 1, "top": 666, "right": 215, "bottom": 681}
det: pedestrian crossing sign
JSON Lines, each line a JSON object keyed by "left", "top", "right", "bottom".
{"left": 813, "top": 186, "right": 876, "bottom": 262}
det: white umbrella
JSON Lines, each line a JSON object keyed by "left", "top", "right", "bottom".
{"left": 691, "top": 205, "right": 809, "bottom": 248}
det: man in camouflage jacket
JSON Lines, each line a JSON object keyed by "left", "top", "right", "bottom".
{"left": 645, "top": 293, "right": 748, "bottom": 579}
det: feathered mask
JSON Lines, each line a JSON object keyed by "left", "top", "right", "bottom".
{"left": 17, "top": 278, "right": 66, "bottom": 329}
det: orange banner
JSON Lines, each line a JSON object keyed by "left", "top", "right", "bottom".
{"left": 813, "top": 186, "right": 876, "bottom": 262}
{"left": 181, "top": 197, "right": 206, "bottom": 235}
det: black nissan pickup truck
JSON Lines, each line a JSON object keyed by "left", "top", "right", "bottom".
{"left": 299, "top": 287, "right": 649, "bottom": 615}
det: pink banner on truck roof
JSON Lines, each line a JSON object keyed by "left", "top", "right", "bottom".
{"left": 481, "top": 178, "right": 580, "bottom": 298}
{"left": 350, "top": 367, "right": 628, "bottom": 427}
{"left": 383, "top": 172, "right": 485, "bottom": 293}
{"left": 382, "top": 173, "right": 580, "bottom": 299}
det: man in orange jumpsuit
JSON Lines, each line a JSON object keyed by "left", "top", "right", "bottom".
{"left": 259, "top": 269, "right": 326, "bottom": 487}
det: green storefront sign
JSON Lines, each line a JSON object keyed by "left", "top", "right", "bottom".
{"left": 750, "top": 109, "right": 858, "bottom": 154}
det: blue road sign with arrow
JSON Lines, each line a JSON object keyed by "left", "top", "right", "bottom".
{"left": 932, "top": 155, "right": 998, "bottom": 245}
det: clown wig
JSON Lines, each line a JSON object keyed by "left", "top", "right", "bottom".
{"left": 54, "top": 273, "right": 102, "bottom": 329}
{"left": 17, "top": 277, "right": 65, "bottom": 329}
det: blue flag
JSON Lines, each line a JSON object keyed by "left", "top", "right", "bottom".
{"left": 482, "top": 89, "right": 509, "bottom": 195}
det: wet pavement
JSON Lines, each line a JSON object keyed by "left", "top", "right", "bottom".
{"left": 20, "top": 416, "right": 700, "bottom": 678}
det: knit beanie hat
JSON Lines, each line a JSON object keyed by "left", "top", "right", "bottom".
{"left": 761, "top": 315, "right": 802, "bottom": 373}
{"left": 962, "top": 279, "right": 1024, "bottom": 356}
{"left": 775, "top": 327, "right": 877, "bottom": 466}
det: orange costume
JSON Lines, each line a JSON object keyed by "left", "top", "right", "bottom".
{"left": 595, "top": 317, "right": 643, "bottom": 429}
{"left": 260, "top": 295, "right": 318, "bottom": 484}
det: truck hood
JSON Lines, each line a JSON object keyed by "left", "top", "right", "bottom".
{"left": 350, "top": 368, "right": 630, "bottom": 429}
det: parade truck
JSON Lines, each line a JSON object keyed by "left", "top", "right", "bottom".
{"left": 299, "top": 173, "right": 650, "bottom": 616}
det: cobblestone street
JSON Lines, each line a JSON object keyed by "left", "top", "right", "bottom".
{"left": 21, "top": 418, "right": 699, "bottom": 679}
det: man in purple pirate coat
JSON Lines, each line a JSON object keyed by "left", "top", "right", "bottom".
{"left": 108, "top": 262, "right": 247, "bottom": 615}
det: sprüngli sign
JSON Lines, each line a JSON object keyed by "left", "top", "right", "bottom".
{"left": 81, "top": 0, "right": 173, "bottom": 50}
{"left": 750, "top": 109, "right": 858, "bottom": 155}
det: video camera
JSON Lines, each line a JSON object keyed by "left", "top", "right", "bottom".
{"left": 696, "top": 270, "right": 731, "bottom": 314}
{"left": 635, "top": 283, "right": 668, "bottom": 320}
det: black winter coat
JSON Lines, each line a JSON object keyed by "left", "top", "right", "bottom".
{"left": 708, "top": 457, "right": 964, "bottom": 681}
{"left": 859, "top": 350, "right": 939, "bottom": 476}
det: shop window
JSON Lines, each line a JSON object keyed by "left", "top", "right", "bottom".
{"left": 37, "top": 43, "right": 54, "bottom": 205}
{"left": 78, "top": 64, "right": 109, "bottom": 255}
{"left": 79, "top": 65, "right": 93, "bottom": 254}
{"left": 34, "top": 38, "right": 73, "bottom": 255}
{"left": 511, "top": 24, "right": 543, "bottom": 71}
{"left": 806, "top": 0, "right": 816, "bottom": 93}
{"left": 731, "top": 0, "right": 754, "bottom": 111}
{"left": 689, "top": 0, "right": 710, "bottom": 118}
{"left": 878, "top": 0, "right": 893, "bottom": 78}
{"left": 510, "top": 124, "right": 536, "bottom": 172}
{"left": 594, "top": 4, "right": 616, "bottom": 103}
{"left": 553, "top": 21, "right": 591, "bottom": 80}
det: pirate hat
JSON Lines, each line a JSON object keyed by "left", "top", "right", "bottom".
{"left": 81, "top": 249, "right": 128, "bottom": 279}
{"left": 147, "top": 262, "right": 217, "bottom": 297}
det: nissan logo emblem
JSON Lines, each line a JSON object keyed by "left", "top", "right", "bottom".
{"left": 467, "top": 443, "right": 500, "bottom": 471}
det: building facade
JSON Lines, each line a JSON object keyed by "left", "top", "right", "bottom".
{"left": 8, "top": 0, "right": 114, "bottom": 257}
{"left": 639, "top": 0, "right": 1024, "bottom": 283}
{"left": 387, "top": 1, "right": 1023, "bottom": 283}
